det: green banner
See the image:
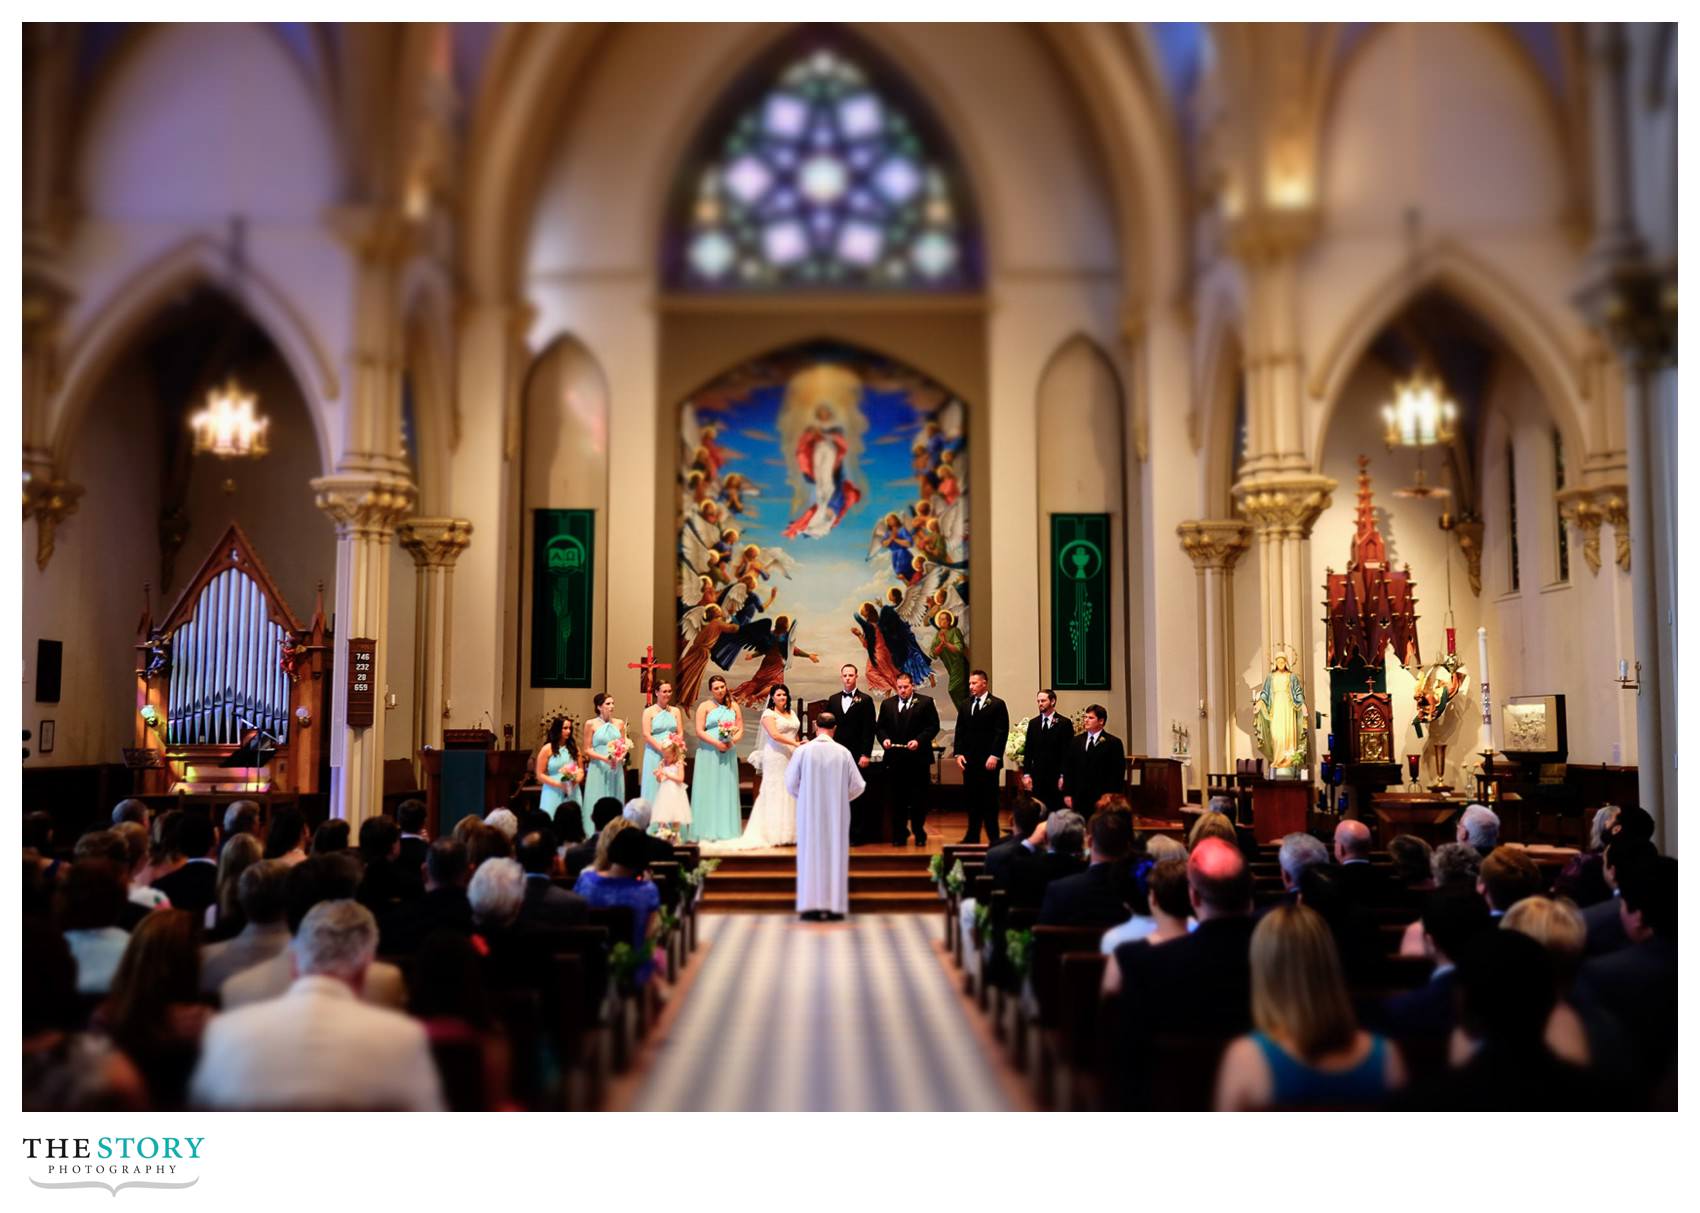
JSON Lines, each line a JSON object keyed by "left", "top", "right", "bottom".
{"left": 1051, "top": 513, "right": 1111, "bottom": 690}
{"left": 531, "top": 509, "right": 595, "bottom": 688}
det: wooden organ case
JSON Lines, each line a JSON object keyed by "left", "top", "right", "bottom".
{"left": 134, "top": 524, "right": 331, "bottom": 793}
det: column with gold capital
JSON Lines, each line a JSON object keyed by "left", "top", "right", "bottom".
{"left": 398, "top": 517, "right": 473, "bottom": 764}
{"left": 1177, "top": 520, "right": 1252, "bottom": 796}
{"left": 1233, "top": 474, "right": 1334, "bottom": 720}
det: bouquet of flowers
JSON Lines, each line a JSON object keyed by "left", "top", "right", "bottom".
{"left": 607, "top": 737, "right": 631, "bottom": 767}
{"left": 560, "top": 759, "right": 583, "bottom": 785}
{"left": 715, "top": 721, "right": 734, "bottom": 745}
{"left": 1004, "top": 717, "right": 1030, "bottom": 767}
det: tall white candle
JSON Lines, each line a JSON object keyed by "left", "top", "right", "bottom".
{"left": 1477, "top": 626, "right": 1492, "bottom": 728}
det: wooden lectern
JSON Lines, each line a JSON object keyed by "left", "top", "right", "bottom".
{"left": 420, "top": 729, "right": 533, "bottom": 836}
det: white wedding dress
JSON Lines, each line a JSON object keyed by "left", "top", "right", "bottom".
{"left": 709, "top": 709, "right": 799, "bottom": 850}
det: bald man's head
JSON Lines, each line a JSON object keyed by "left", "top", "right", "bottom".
{"left": 1187, "top": 836, "right": 1252, "bottom": 919}
{"left": 1334, "top": 819, "right": 1373, "bottom": 862}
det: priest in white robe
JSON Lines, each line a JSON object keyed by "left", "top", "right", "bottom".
{"left": 786, "top": 712, "right": 866, "bottom": 920}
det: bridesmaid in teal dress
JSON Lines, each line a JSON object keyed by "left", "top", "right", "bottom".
{"left": 582, "top": 692, "right": 629, "bottom": 833}
{"left": 688, "top": 675, "right": 744, "bottom": 841}
{"left": 535, "top": 716, "right": 583, "bottom": 839}
{"left": 640, "top": 681, "right": 682, "bottom": 805}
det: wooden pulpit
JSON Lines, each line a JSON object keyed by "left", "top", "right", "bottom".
{"left": 420, "top": 729, "right": 533, "bottom": 836}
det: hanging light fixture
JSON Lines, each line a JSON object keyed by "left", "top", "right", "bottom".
{"left": 1382, "top": 208, "right": 1456, "bottom": 499}
{"left": 188, "top": 216, "right": 270, "bottom": 469}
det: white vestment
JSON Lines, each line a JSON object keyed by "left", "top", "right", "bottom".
{"left": 786, "top": 734, "right": 866, "bottom": 914}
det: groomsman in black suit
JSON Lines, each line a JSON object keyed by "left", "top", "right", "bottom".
{"left": 951, "top": 669, "right": 1010, "bottom": 844}
{"left": 1061, "top": 703, "right": 1126, "bottom": 815}
{"left": 814, "top": 663, "right": 878, "bottom": 844}
{"left": 1020, "top": 688, "right": 1073, "bottom": 812}
{"left": 875, "top": 672, "right": 940, "bottom": 846}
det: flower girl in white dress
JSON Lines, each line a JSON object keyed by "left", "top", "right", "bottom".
{"left": 649, "top": 737, "right": 693, "bottom": 840}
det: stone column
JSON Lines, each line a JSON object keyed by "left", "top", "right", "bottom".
{"left": 1233, "top": 475, "right": 1335, "bottom": 673}
{"left": 1177, "top": 520, "right": 1252, "bottom": 793}
{"left": 398, "top": 517, "right": 473, "bottom": 761}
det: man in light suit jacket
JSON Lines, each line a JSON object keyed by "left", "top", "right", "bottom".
{"left": 1061, "top": 704, "right": 1126, "bottom": 815}
{"left": 951, "top": 669, "right": 1010, "bottom": 844}
{"left": 191, "top": 900, "right": 443, "bottom": 1110}
{"left": 875, "top": 672, "right": 940, "bottom": 846}
{"left": 1020, "top": 688, "right": 1073, "bottom": 812}
{"left": 813, "top": 664, "right": 879, "bottom": 845}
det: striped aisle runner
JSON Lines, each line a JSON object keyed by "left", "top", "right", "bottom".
{"left": 631, "top": 915, "right": 1015, "bottom": 1112}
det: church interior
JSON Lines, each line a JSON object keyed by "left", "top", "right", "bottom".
{"left": 18, "top": 21, "right": 1679, "bottom": 1117}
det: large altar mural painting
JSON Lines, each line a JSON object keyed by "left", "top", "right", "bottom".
{"left": 676, "top": 344, "right": 969, "bottom": 722}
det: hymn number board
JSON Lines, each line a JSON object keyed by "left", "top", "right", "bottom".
{"left": 347, "top": 637, "right": 377, "bottom": 729}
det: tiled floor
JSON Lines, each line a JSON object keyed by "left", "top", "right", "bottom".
{"left": 629, "top": 915, "right": 1015, "bottom": 1112}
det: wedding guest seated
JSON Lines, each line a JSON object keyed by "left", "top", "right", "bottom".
{"left": 1551, "top": 805, "right": 1618, "bottom": 907}
{"left": 1400, "top": 842, "right": 1486, "bottom": 956}
{"left": 467, "top": 821, "right": 513, "bottom": 871}
{"left": 1270, "top": 832, "right": 1329, "bottom": 910}
{"left": 1378, "top": 884, "right": 1491, "bottom": 1040}
{"left": 1387, "top": 834, "right": 1435, "bottom": 893}
{"left": 1456, "top": 803, "right": 1500, "bottom": 857}
{"left": 357, "top": 815, "right": 415, "bottom": 914}
{"left": 111, "top": 822, "right": 170, "bottom": 916}
{"left": 222, "top": 800, "right": 262, "bottom": 843}
{"left": 110, "top": 798, "right": 150, "bottom": 830}
{"left": 1001, "top": 809, "right": 1087, "bottom": 906}
{"left": 986, "top": 796, "right": 1047, "bottom": 885}
{"left": 1332, "top": 819, "right": 1391, "bottom": 906}
{"left": 205, "top": 832, "right": 263, "bottom": 939}
{"left": 1109, "top": 837, "right": 1257, "bottom": 1108}
{"left": 1478, "top": 846, "right": 1545, "bottom": 917}
{"left": 1296, "top": 864, "right": 1380, "bottom": 984}
{"left": 1101, "top": 856, "right": 1191, "bottom": 954}
{"left": 409, "top": 930, "right": 511, "bottom": 1111}
{"left": 1039, "top": 804, "right": 1137, "bottom": 927}
{"left": 1186, "top": 810, "right": 1238, "bottom": 853}
{"left": 1582, "top": 836, "right": 1656, "bottom": 955}
{"left": 516, "top": 830, "right": 588, "bottom": 927}
{"left": 312, "top": 819, "right": 352, "bottom": 856}
{"left": 150, "top": 813, "right": 219, "bottom": 918}
{"left": 1501, "top": 895, "right": 1630, "bottom": 1073}
{"left": 1396, "top": 931, "right": 1618, "bottom": 1110}
{"left": 575, "top": 827, "right": 662, "bottom": 982}
{"left": 263, "top": 807, "right": 310, "bottom": 866}
{"left": 221, "top": 854, "right": 406, "bottom": 1010}
{"left": 23, "top": 919, "right": 147, "bottom": 1112}
{"left": 75, "top": 831, "right": 150, "bottom": 929}
{"left": 468, "top": 858, "right": 553, "bottom": 991}
{"left": 24, "top": 811, "right": 62, "bottom": 884}
{"left": 381, "top": 839, "right": 474, "bottom": 956}
{"left": 200, "top": 860, "right": 292, "bottom": 994}
{"left": 139, "top": 810, "right": 185, "bottom": 887}
{"left": 1574, "top": 854, "right": 1677, "bottom": 1095}
{"left": 396, "top": 800, "right": 430, "bottom": 880}
{"left": 483, "top": 808, "right": 520, "bottom": 841}
{"left": 191, "top": 900, "right": 444, "bottom": 1110}
{"left": 622, "top": 798, "right": 678, "bottom": 866}
{"left": 93, "top": 910, "right": 210, "bottom": 1109}
{"left": 1214, "top": 905, "right": 1406, "bottom": 1110}
{"left": 58, "top": 860, "right": 131, "bottom": 996}
{"left": 564, "top": 798, "right": 626, "bottom": 878}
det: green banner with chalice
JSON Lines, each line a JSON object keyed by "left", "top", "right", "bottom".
{"left": 531, "top": 508, "right": 595, "bottom": 688}
{"left": 1051, "top": 513, "right": 1111, "bottom": 690}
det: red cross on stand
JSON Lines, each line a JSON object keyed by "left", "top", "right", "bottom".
{"left": 627, "top": 644, "right": 673, "bottom": 705}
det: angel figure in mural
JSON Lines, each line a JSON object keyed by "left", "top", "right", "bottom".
{"left": 929, "top": 608, "right": 970, "bottom": 712}
{"left": 720, "top": 472, "right": 759, "bottom": 517}
{"left": 732, "top": 543, "right": 796, "bottom": 584}
{"left": 676, "top": 604, "right": 741, "bottom": 707}
{"left": 1253, "top": 650, "right": 1310, "bottom": 773}
{"left": 879, "top": 587, "right": 937, "bottom": 687}
{"left": 713, "top": 574, "right": 779, "bottom": 669}
{"left": 730, "top": 615, "right": 821, "bottom": 708}
{"left": 779, "top": 365, "right": 867, "bottom": 540}
{"left": 851, "top": 602, "right": 900, "bottom": 694}
{"left": 870, "top": 512, "right": 919, "bottom": 583}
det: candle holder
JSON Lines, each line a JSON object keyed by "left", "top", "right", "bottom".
{"left": 1615, "top": 661, "right": 1642, "bottom": 695}
{"left": 1407, "top": 752, "right": 1421, "bottom": 788}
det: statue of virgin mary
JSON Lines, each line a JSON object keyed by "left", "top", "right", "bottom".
{"left": 1254, "top": 651, "right": 1309, "bottom": 772}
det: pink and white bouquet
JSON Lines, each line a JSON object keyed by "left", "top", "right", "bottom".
{"left": 607, "top": 738, "right": 631, "bottom": 767}
{"left": 561, "top": 761, "right": 582, "bottom": 785}
{"left": 715, "top": 722, "right": 734, "bottom": 745}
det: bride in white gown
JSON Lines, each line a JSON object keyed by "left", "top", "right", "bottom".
{"left": 709, "top": 684, "right": 802, "bottom": 850}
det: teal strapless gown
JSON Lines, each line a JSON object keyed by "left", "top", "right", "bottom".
{"left": 584, "top": 719, "right": 626, "bottom": 827}
{"left": 539, "top": 747, "right": 582, "bottom": 836}
{"left": 688, "top": 705, "right": 742, "bottom": 841}
{"left": 640, "top": 708, "right": 681, "bottom": 803}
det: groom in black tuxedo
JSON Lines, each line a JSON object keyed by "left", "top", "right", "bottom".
{"left": 875, "top": 672, "right": 940, "bottom": 846}
{"left": 813, "top": 663, "right": 878, "bottom": 844}
{"left": 951, "top": 669, "right": 1009, "bottom": 844}
{"left": 1020, "top": 688, "right": 1073, "bottom": 812}
{"left": 1062, "top": 703, "right": 1126, "bottom": 815}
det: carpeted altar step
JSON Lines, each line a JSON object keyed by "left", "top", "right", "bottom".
{"left": 697, "top": 852, "right": 942, "bottom": 913}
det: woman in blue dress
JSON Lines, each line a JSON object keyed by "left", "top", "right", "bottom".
{"left": 534, "top": 716, "right": 583, "bottom": 839}
{"left": 581, "top": 692, "right": 629, "bottom": 834}
{"left": 640, "top": 680, "right": 682, "bottom": 805}
{"left": 687, "top": 675, "right": 743, "bottom": 841}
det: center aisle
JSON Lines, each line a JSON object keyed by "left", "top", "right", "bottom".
{"left": 627, "top": 915, "right": 1020, "bottom": 1111}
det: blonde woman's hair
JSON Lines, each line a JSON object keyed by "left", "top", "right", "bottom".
{"left": 595, "top": 817, "right": 636, "bottom": 872}
{"left": 1249, "top": 904, "right": 1358, "bottom": 1062}
{"left": 213, "top": 832, "right": 264, "bottom": 924}
{"left": 1501, "top": 895, "right": 1586, "bottom": 976}
{"left": 1188, "top": 810, "right": 1237, "bottom": 852}
{"left": 665, "top": 737, "right": 685, "bottom": 762}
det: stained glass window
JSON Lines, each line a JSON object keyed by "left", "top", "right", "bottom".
{"left": 669, "top": 46, "right": 978, "bottom": 290}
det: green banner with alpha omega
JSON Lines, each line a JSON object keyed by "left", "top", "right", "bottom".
{"left": 1051, "top": 513, "right": 1111, "bottom": 690}
{"left": 531, "top": 509, "right": 594, "bottom": 688}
